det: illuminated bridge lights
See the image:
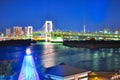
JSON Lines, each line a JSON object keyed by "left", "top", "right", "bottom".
{"left": 19, "top": 31, "right": 120, "bottom": 41}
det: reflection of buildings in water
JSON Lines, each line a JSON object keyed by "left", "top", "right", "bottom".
{"left": 92, "top": 52, "right": 100, "bottom": 71}
{"left": 113, "top": 57, "right": 119, "bottom": 70}
{"left": 107, "top": 58, "right": 112, "bottom": 70}
{"left": 41, "top": 43, "right": 120, "bottom": 71}
{"left": 42, "top": 43, "right": 56, "bottom": 68}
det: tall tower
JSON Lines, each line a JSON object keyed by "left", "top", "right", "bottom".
{"left": 44, "top": 21, "right": 53, "bottom": 42}
{"left": 25, "top": 26, "right": 33, "bottom": 35}
{"left": 44, "top": 21, "right": 53, "bottom": 32}
{"left": 84, "top": 24, "right": 86, "bottom": 33}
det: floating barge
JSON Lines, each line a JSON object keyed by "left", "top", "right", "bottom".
{"left": 0, "top": 39, "right": 36, "bottom": 46}
{"left": 63, "top": 40, "right": 120, "bottom": 48}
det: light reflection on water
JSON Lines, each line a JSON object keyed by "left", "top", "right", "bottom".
{"left": 39, "top": 43, "right": 120, "bottom": 72}
{"left": 42, "top": 42, "right": 56, "bottom": 68}
{"left": 0, "top": 42, "right": 120, "bottom": 73}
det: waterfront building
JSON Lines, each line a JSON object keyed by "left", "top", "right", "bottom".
{"left": 104, "top": 28, "right": 111, "bottom": 34}
{"left": 13, "top": 26, "right": 23, "bottom": 37}
{"left": 45, "top": 64, "right": 91, "bottom": 80}
{"left": 6, "top": 28, "right": 11, "bottom": 37}
{"left": 114, "top": 29, "right": 119, "bottom": 34}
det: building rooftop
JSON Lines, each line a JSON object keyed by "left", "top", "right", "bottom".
{"left": 45, "top": 63, "right": 89, "bottom": 77}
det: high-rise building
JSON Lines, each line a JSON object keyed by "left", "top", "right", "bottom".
{"left": 6, "top": 28, "right": 11, "bottom": 37}
{"left": 13, "top": 26, "right": 23, "bottom": 37}
{"left": 25, "top": 26, "right": 33, "bottom": 35}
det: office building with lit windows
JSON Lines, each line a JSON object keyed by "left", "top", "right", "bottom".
{"left": 13, "top": 26, "right": 23, "bottom": 37}
{"left": 6, "top": 28, "right": 11, "bottom": 37}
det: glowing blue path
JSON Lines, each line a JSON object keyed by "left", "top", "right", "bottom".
{"left": 18, "top": 55, "right": 40, "bottom": 80}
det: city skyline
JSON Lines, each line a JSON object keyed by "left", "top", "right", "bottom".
{"left": 0, "top": 0, "right": 120, "bottom": 33}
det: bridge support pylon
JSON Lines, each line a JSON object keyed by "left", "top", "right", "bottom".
{"left": 44, "top": 21, "right": 53, "bottom": 42}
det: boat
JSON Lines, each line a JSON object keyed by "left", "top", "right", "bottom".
{"left": 63, "top": 40, "right": 120, "bottom": 48}
{"left": 0, "top": 39, "right": 36, "bottom": 46}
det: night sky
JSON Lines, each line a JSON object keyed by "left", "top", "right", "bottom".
{"left": 0, "top": 0, "right": 120, "bottom": 33}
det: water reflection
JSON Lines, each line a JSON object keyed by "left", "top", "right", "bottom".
{"left": 41, "top": 42, "right": 56, "bottom": 68}
{"left": 41, "top": 43, "right": 120, "bottom": 72}
{"left": 0, "top": 43, "right": 120, "bottom": 78}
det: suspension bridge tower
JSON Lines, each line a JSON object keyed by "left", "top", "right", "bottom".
{"left": 44, "top": 21, "right": 53, "bottom": 42}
